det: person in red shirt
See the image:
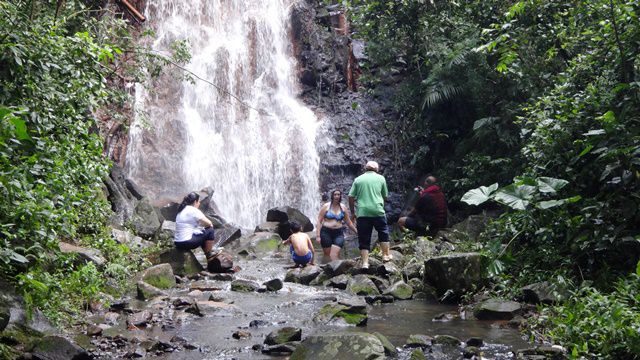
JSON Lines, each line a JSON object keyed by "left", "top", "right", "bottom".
{"left": 398, "top": 175, "right": 448, "bottom": 236}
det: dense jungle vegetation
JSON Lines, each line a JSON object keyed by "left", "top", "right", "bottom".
{"left": 0, "top": 2, "right": 187, "bottom": 353}
{"left": 1, "top": 0, "right": 639, "bottom": 359}
{"left": 345, "top": 0, "right": 639, "bottom": 358}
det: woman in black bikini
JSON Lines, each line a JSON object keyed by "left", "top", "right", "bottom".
{"left": 316, "top": 190, "right": 357, "bottom": 261}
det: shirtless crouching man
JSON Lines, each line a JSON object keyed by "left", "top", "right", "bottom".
{"left": 282, "top": 221, "right": 315, "bottom": 267}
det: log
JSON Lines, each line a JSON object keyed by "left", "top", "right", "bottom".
{"left": 117, "top": 0, "right": 146, "bottom": 22}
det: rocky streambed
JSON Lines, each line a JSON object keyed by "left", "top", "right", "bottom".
{"left": 56, "top": 223, "right": 565, "bottom": 360}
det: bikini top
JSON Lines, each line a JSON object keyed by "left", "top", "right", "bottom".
{"left": 324, "top": 205, "right": 345, "bottom": 221}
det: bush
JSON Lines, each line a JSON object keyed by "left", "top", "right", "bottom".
{"left": 531, "top": 272, "right": 640, "bottom": 359}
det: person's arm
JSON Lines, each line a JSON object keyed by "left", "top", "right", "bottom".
{"left": 282, "top": 236, "right": 291, "bottom": 245}
{"left": 342, "top": 204, "right": 357, "bottom": 233}
{"left": 195, "top": 208, "right": 213, "bottom": 228}
{"left": 198, "top": 217, "right": 213, "bottom": 228}
{"left": 316, "top": 204, "right": 327, "bottom": 240}
{"left": 307, "top": 236, "right": 315, "bottom": 265}
{"left": 348, "top": 196, "right": 356, "bottom": 221}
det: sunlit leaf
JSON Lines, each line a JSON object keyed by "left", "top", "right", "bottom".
{"left": 537, "top": 177, "right": 569, "bottom": 194}
{"left": 494, "top": 184, "right": 536, "bottom": 210}
{"left": 461, "top": 183, "right": 499, "bottom": 206}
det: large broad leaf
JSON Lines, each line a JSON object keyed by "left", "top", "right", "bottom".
{"left": 461, "top": 183, "right": 499, "bottom": 206}
{"left": 473, "top": 117, "right": 499, "bottom": 131}
{"left": 494, "top": 184, "right": 536, "bottom": 210}
{"left": 536, "top": 177, "right": 569, "bottom": 194}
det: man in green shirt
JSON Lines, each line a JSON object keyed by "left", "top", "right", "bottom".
{"left": 348, "top": 161, "right": 391, "bottom": 269}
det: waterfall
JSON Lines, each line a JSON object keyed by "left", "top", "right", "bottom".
{"left": 126, "top": 0, "right": 320, "bottom": 228}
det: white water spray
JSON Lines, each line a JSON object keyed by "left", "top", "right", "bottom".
{"left": 127, "top": 0, "right": 320, "bottom": 228}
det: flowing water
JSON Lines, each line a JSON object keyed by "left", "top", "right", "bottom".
{"left": 123, "top": 1, "right": 533, "bottom": 358}
{"left": 127, "top": 0, "right": 320, "bottom": 228}
{"left": 131, "top": 237, "right": 531, "bottom": 360}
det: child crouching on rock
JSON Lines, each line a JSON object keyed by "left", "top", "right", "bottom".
{"left": 282, "top": 221, "right": 315, "bottom": 267}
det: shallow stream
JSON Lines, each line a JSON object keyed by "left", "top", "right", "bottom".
{"left": 136, "top": 237, "right": 533, "bottom": 359}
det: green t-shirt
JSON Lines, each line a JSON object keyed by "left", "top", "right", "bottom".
{"left": 348, "top": 171, "right": 388, "bottom": 217}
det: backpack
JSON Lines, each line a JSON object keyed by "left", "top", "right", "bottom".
{"left": 207, "top": 251, "right": 235, "bottom": 273}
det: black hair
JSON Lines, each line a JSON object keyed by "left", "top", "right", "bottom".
{"left": 178, "top": 192, "right": 200, "bottom": 213}
{"left": 330, "top": 189, "right": 342, "bottom": 204}
{"left": 289, "top": 220, "right": 301, "bottom": 233}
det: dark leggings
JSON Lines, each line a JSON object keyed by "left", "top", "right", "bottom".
{"left": 175, "top": 227, "right": 215, "bottom": 250}
{"left": 356, "top": 216, "right": 389, "bottom": 250}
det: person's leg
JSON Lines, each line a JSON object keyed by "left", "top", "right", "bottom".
{"left": 403, "top": 217, "right": 427, "bottom": 236}
{"left": 329, "top": 229, "right": 345, "bottom": 260}
{"left": 196, "top": 228, "right": 219, "bottom": 258}
{"left": 320, "top": 227, "right": 332, "bottom": 257}
{"left": 356, "top": 217, "right": 374, "bottom": 268}
{"left": 397, "top": 216, "right": 408, "bottom": 231}
{"left": 373, "top": 216, "right": 392, "bottom": 261}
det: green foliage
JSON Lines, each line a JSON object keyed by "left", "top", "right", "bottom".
{"left": 348, "top": 0, "right": 640, "bottom": 356}
{"left": 0, "top": 0, "right": 181, "bottom": 329}
{"left": 532, "top": 274, "right": 640, "bottom": 359}
{"left": 345, "top": 0, "right": 524, "bottom": 193}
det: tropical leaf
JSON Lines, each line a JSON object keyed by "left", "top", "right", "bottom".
{"left": 536, "top": 177, "right": 569, "bottom": 194}
{"left": 494, "top": 184, "right": 536, "bottom": 210}
{"left": 473, "top": 117, "right": 500, "bottom": 131}
{"left": 461, "top": 183, "right": 499, "bottom": 206}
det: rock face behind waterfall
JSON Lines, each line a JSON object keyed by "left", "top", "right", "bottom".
{"left": 291, "top": 1, "right": 411, "bottom": 219}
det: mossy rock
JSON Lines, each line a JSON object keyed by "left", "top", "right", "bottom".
{"left": 347, "top": 275, "right": 380, "bottom": 296}
{"left": 290, "top": 332, "right": 384, "bottom": 360}
{"left": 141, "top": 263, "right": 176, "bottom": 289}
{"left": 230, "top": 279, "right": 260, "bottom": 292}
{"left": 405, "top": 334, "right": 432, "bottom": 348}
{"left": 265, "top": 327, "right": 302, "bottom": 345}
{"left": 433, "top": 334, "right": 461, "bottom": 346}
{"left": 373, "top": 332, "right": 397, "bottom": 356}
{"left": 410, "top": 348, "right": 426, "bottom": 360}
{"left": 314, "top": 303, "right": 367, "bottom": 326}
{"left": 383, "top": 281, "right": 413, "bottom": 300}
{"left": 254, "top": 236, "right": 282, "bottom": 253}
{"left": 334, "top": 311, "right": 367, "bottom": 326}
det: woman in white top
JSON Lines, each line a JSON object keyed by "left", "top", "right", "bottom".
{"left": 174, "top": 192, "right": 219, "bottom": 259}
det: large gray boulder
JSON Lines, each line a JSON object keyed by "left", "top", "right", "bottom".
{"left": 521, "top": 281, "right": 568, "bottom": 304}
{"left": 58, "top": 242, "right": 106, "bottom": 268}
{"left": 347, "top": 275, "right": 380, "bottom": 296}
{"left": 451, "top": 213, "right": 496, "bottom": 241}
{"left": 285, "top": 266, "right": 322, "bottom": 285}
{"left": 383, "top": 281, "right": 413, "bottom": 300}
{"left": 132, "top": 197, "right": 162, "bottom": 238}
{"left": 290, "top": 332, "right": 385, "bottom": 360}
{"left": 313, "top": 298, "right": 368, "bottom": 327}
{"left": 0, "top": 298, "right": 9, "bottom": 332}
{"left": 140, "top": 263, "right": 176, "bottom": 289}
{"left": 423, "top": 253, "right": 487, "bottom": 299}
{"left": 31, "top": 335, "right": 91, "bottom": 360}
{"left": 199, "top": 188, "right": 228, "bottom": 227}
{"left": 265, "top": 327, "right": 302, "bottom": 345}
{"left": 216, "top": 225, "right": 242, "bottom": 247}
{"left": 157, "top": 248, "right": 203, "bottom": 276}
{"left": 267, "top": 206, "right": 314, "bottom": 239}
{"left": 111, "top": 228, "right": 153, "bottom": 250}
{"left": 104, "top": 164, "right": 137, "bottom": 227}
{"left": 322, "top": 259, "right": 356, "bottom": 277}
{"left": 474, "top": 299, "right": 522, "bottom": 320}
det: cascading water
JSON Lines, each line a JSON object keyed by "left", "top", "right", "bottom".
{"left": 126, "top": 0, "right": 320, "bottom": 228}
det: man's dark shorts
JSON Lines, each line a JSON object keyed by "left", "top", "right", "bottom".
{"left": 356, "top": 216, "right": 389, "bottom": 250}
